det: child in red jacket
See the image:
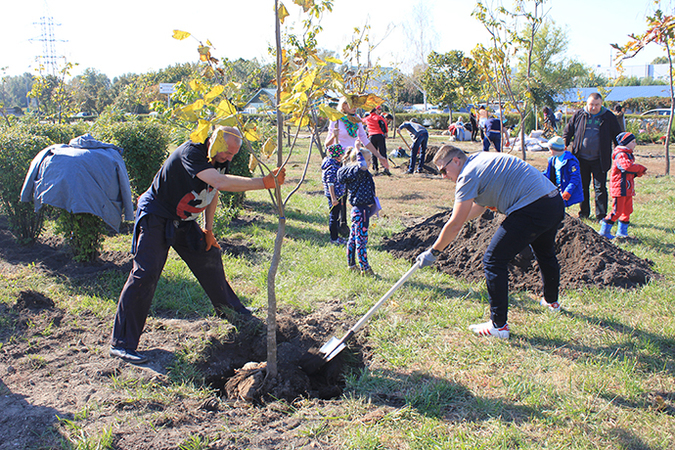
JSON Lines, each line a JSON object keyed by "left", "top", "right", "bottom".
{"left": 598, "top": 132, "right": 647, "bottom": 239}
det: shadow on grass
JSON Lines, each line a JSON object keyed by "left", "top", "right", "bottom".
{"left": 349, "top": 368, "right": 541, "bottom": 423}
{"left": 515, "top": 309, "right": 675, "bottom": 376}
{"left": 626, "top": 234, "right": 675, "bottom": 257}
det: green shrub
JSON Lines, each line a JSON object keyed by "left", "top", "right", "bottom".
{"left": 54, "top": 211, "right": 104, "bottom": 262}
{"left": 94, "top": 121, "right": 170, "bottom": 197}
{"left": 14, "top": 122, "right": 89, "bottom": 144}
{"left": 0, "top": 130, "right": 54, "bottom": 244}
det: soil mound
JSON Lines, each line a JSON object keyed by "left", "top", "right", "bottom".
{"left": 382, "top": 210, "right": 658, "bottom": 293}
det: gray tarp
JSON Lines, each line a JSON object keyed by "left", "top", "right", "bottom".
{"left": 20, "top": 134, "right": 134, "bottom": 232}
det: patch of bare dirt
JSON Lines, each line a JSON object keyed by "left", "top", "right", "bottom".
{"left": 382, "top": 210, "right": 658, "bottom": 293}
{"left": 0, "top": 215, "right": 365, "bottom": 449}
{"left": 0, "top": 287, "right": 362, "bottom": 449}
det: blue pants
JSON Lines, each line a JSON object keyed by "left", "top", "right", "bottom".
{"left": 483, "top": 131, "right": 501, "bottom": 152}
{"left": 347, "top": 205, "right": 370, "bottom": 270}
{"left": 408, "top": 132, "right": 428, "bottom": 173}
{"left": 483, "top": 194, "right": 564, "bottom": 327}
{"left": 111, "top": 213, "right": 245, "bottom": 350}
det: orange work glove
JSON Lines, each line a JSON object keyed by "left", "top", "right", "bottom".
{"left": 263, "top": 167, "right": 286, "bottom": 189}
{"left": 203, "top": 229, "right": 221, "bottom": 251}
{"left": 561, "top": 191, "right": 571, "bottom": 201}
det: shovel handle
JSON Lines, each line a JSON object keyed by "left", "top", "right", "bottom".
{"left": 397, "top": 129, "right": 413, "bottom": 151}
{"left": 349, "top": 261, "right": 421, "bottom": 336}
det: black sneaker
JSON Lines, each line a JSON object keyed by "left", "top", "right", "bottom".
{"left": 109, "top": 346, "right": 148, "bottom": 364}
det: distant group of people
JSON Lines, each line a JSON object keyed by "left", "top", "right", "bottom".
{"left": 109, "top": 93, "right": 647, "bottom": 364}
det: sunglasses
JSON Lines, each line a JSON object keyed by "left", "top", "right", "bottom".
{"left": 438, "top": 161, "right": 451, "bottom": 175}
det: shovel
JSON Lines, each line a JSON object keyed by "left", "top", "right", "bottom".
{"left": 300, "top": 261, "right": 422, "bottom": 374}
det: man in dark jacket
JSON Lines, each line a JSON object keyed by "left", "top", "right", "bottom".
{"left": 109, "top": 126, "right": 286, "bottom": 364}
{"left": 563, "top": 93, "right": 621, "bottom": 220}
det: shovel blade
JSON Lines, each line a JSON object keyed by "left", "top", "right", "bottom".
{"left": 319, "top": 337, "right": 346, "bottom": 362}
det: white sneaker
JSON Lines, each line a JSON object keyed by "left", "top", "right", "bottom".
{"left": 539, "top": 298, "right": 561, "bottom": 312}
{"left": 468, "top": 321, "right": 510, "bottom": 339}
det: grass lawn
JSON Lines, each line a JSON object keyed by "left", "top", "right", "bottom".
{"left": 1, "top": 132, "right": 674, "bottom": 449}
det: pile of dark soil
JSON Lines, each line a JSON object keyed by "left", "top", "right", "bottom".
{"left": 382, "top": 210, "right": 658, "bottom": 292}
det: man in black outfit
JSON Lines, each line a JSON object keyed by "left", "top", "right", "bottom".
{"left": 110, "top": 126, "right": 285, "bottom": 364}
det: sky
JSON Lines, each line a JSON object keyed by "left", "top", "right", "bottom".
{"left": 0, "top": 0, "right": 668, "bottom": 80}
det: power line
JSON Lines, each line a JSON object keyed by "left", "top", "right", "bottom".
{"left": 29, "top": 15, "right": 66, "bottom": 76}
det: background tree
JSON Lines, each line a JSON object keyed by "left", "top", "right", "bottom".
{"left": 514, "top": 20, "right": 585, "bottom": 123}
{"left": 0, "top": 72, "right": 33, "bottom": 111}
{"left": 70, "top": 68, "right": 112, "bottom": 114}
{"left": 422, "top": 50, "right": 478, "bottom": 123}
{"left": 472, "top": 0, "right": 547, "bottom": 160}
{"left": 27, "top": 59, "right": 77, "bottom": 123}
{"left": 613, "top": 8, "right": 674, "bottom": 175}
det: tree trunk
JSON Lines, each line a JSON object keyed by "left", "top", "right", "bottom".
{"left": 665, "top": 41, "right": 673, "bottom": 175}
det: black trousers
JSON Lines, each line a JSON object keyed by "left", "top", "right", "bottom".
{"left": 578, "top": 158, "right": 608, "bottom": 219}
{"left": 111, "top": 213, "right": 245, "bottom": 350}
{"left": 483, "top": 194, "right": 565, "bottom": 327}
{"left": 369, "top": 134, "right": 387, "bottom": 171}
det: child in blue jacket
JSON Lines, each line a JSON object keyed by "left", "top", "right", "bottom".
{"left": 321, "top": 144, "right": 348, "bottom": 245}
{"left": 543, "top": 136, "right": 583, "bottom": 208}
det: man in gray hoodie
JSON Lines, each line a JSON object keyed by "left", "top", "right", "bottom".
{"left": 563, "top": 93, "right": 621, "bottom": 220}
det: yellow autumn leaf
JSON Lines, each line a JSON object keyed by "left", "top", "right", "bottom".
{"left": 214, "top": 116, "right": 238, "bottom": 127}
{"left": 311, "top": 55, "right": 327, "bottom": 67}
{"left": 198, "top": 45, "right": 211, "bottom": 62}
{"left": 318, "top": 104, "right": 343, "bottom": 121}
{"left": 204, "top": 85, "right": 224, "bottom": 103}
{"left": 206, "top": 125, "right": 227, "bottom": 157}
{"left": 278, "top": 99, "right": 298, "bottom": 114}
{"left": 278, "top": 3, "right": 289, "bottom": 23}
{"left": 173, "top": 104, "right": 198, "bottom": 122}
{"left": 293, "top": 0, "right": 314, "bottom": 12}
{"left": 206, "top": 39, "right": 213, "bottom": 46}
{"left": 172, "top": 30, "right": 191, "bottom": 40}
{"left": 201, "top": 65, "right": 215, "bottom": 79}
{"left": 324, "top": 56, "right": 342, "bottom": 64}
{"left": 288, "top": 114, "right": 309, "bottom": 127}
{"left": 293, "top": 69, "right": 317, "bottom": 93}
{"left": 192, "top": 99, "right": 205, "bottom": 111}
{"left": 215, "top": 99, "right": 237, "bottom": 118}
{"left": 348, "top": 93, "right": 385, "bottom": 110}
{"left": 261, "top": 138, "right": 277, "bottom": 158}
{"left": 191, "top": 120, "right": 212, "bottom": 146}
{"left": 243, "top": 125, "right": 260, "bottom": 142}
{"left": 248, "top": 154, "right": 258, "bottom": 173}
